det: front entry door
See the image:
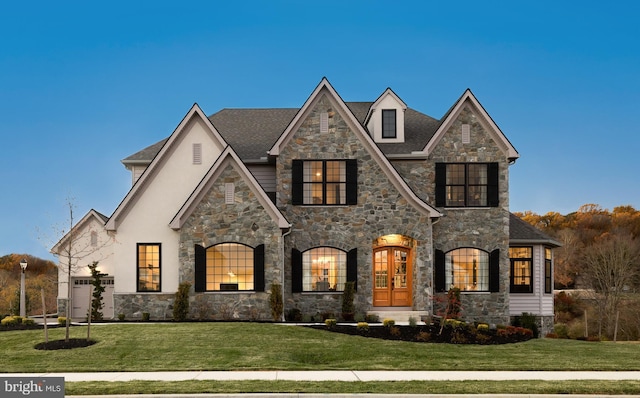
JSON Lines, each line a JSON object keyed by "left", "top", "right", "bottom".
{"left": 373, "top": 247, "right": 412, "bottom": 307}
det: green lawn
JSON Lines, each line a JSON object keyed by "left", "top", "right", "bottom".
{"left": 2, "top": 322, "right": 640, "bottom": 395}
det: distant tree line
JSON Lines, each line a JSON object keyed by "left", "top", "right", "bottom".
{"left": 0, "top": 254, "right": 58, "bottom": 317}
{"left": 516, "top": 204, "right": 640, "bottom": 339}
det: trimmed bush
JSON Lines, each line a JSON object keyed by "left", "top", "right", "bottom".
{"left": 269, "top": 283, "right": 283, "bottom": 321}
{"left": 173, "top": 282, "right": 191, "bottom": 321}
{"left": 57, "top": 317, "right": 67, "bottom": 325}
{"left": 356, "top": 322, "right": 369, "bottom": 332}
{"left": 383, "top": 318, "right": 395, "bottom": 327}
{"left": 325, "top": 318, "right": 337, "bottom": 329}
{"left": 1, "top": 316, "right": 19, "bottom": 326}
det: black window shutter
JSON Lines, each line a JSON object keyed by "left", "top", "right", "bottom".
{"left": 346, "top": 159, "right": 358, "bottom": 205}
{"left": 291, "top": 248, "right": 302, "bottom": 293}
{"left": 487, "top": 163, "right": 499, "bottom": 207}
{"left": 435, "top": 163, "right": 446, "bottom": 207}
{"left": 253, "top": 244, "right": 265, "bottom": 292}
{"left": 194, "top": 244, "right": 206, "bottom": 292}
{"left": 292, "top": 160, "right": 303, "bottom": 205}
{"left": 434, "top": 249, "right": 445, "bottom": 292}
{"left": 489, "top": 249, "right": 500, "bottom": 292}
{"left": 346, "top": 248, "right": 358, "bottom": 291}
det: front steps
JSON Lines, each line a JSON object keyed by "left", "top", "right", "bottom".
{"left": 366, "top": 308, "right": 429, "bottom": 323}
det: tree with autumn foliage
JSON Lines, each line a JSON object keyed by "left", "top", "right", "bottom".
{"left": 516, "top": 204, "right": 640, "bottom": 339}
{"left": 0, "top": 254, "right": 57, "bottom": 317}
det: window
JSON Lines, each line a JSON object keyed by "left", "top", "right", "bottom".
{"left": 509, "top": 247, "right": 533, "bottom": 293}
{"left": 194, "top": 243, "right": 265, "bottom": 292}
{"left": 292, "top": 159, "right": 357, "bottom": 205}
{"left": 435, "top": 248, "right": 500, "bottom": 292}
{"left": 301, "top": 247, "right": 347, "bottom": 292}
{"left": 137, "top": 243, "right": 161, "bottom": 292}
{"left": 435, "top": 163, "right": 499, "bottom": 207}
{"left": 292, "top": 247, "right": 358, "bottom": 292}
{"left": 545, "top": 248, "right": 553, "bottom": 294}
{"left": 382, "top": 109, "right": 396, "bottom": 138}
{"left": 207, "top": 243, "right": 253, "bottom": 291}
{"left": 90, "top": 231, "right": 98, "bottom": 247}
{"left": 446, "top": 248, "right": 489, "bottom": 291}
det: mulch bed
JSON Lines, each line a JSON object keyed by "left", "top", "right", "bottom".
{"left": 34, "top": 338, "right": 97, "bottom": 350}
{"left": 307, "top": 323, "right": 534, "bottom": 344}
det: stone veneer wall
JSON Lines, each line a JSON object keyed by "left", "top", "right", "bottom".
{"left": 176, "top": 163, "right": 284, "bottom": 321}
{"left": 394, "top": 104, "right": 511, "bottom": 326}
{"left": 276, "top": 93, "right": 433, "bottom": 317}
{"left": 114, "top": 293, "right": 175, "bottom": 320}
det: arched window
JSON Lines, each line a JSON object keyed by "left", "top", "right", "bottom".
{"left": 302, "top": 247, "right": 347, "bottom": 292}
{"left": 445, "top": 248, "right": 489, "bottom": 291}
{"left": 206, "top": 243, "right": 254, "bottom": 291}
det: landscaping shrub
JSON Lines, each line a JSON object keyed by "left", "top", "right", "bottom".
{"left": 1, "top": 316, "right": 19, "bottom": 326}
{"left": 172, "top": 282, "right": 191, "bottom": 321}
{"left": 285, "top": 308, "right": 303, "bottom": 322}
{"left": 57, "top": 317, "right": 66, "bottom": 326}
{"left": 408, "top": 316, "right": 418, "bottom": 327}
{"left": 383, "top": 318, "right": 395, "bottom": 327}
{"left": 554, "top": 323, "right": 569, "bottom": 339}
{"left": 142, "top": 312, "right": 150, "bottom": 321}
{"left": 365, "top": 314, "right": 380, "bottom": 323}
{"left": 325, "top": 318, "right": 337, "bottom": 329}
{"left": 269, "top": 283, "right": 283, "bottom": 321}
{"left": 513, "top": 312, "right": 539, "bottom": 338}
{"left": 356, "top": 322, "right": 369, "bottom": 332}
{"left": 117, "top": 313, "right": 125, "bottom": 321}
{"left": 22, "top": 318, "right": 35, "bottom": 326}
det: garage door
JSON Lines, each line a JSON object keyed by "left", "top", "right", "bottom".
{"left": 71, "top": 277, "right": 114, "bottom": 320}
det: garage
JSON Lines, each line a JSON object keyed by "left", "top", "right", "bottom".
{"left": 71, "top": 277, "right": 114, "bottom": 320}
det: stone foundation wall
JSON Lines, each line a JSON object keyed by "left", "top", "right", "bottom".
{"left": 114, "top": 293, "right": 175, "bottom": 320}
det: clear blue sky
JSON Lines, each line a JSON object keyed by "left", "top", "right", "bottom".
{"left": 1, "top": 1, "right": 638, "bottom": 260}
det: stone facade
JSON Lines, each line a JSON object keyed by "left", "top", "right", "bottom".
{"left": 394, "top": 105, "right": 512, "bottom": 326}
{"left": 91, "top": 81, "right": 556, "bottom": 335}
{"left": 177, "top": 163, "right": 284, "bottom": 320}
{"left": 276, "top": 94, "right": 433, "bottom": 317}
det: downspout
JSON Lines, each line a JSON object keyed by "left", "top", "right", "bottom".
{"left": 280, "top": 226, "right": 292, "bottom": 322}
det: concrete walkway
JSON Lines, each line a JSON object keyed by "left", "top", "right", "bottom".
{"left": 4, "top": 371, "right": 640, "bottom": 398}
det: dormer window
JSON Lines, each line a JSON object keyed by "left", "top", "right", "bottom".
{"left": 382, "top": 110, "right": 396, "bottom": 138}
{"left": 366, "top": 88, "right": 406, "bottom": 143}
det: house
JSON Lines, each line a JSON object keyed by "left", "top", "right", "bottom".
{"left": 52, "top": 78, "right": 560, "bottom": 333}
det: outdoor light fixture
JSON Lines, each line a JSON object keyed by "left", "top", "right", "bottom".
{"left": 19, "top": 259, "right": 27, "bottom": 318}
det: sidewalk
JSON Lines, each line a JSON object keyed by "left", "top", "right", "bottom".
{"left": 4, "top": 371, "right": 640, "bottom": 398}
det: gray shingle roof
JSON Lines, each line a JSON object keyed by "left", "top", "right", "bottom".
{"left": 122, "top": 102, "right": 441, "bottom": 163}
{"left": 509, "top": 213, "right": 561, "bottom": 247}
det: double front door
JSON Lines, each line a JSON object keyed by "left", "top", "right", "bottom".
{"left": 373, "top": 247, "right": 412, "bottom": 307}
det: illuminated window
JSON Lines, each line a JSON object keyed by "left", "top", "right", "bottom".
{"left": 292, "top": 160, "right": 357, "bottom": 205}
{"left": 302, "top": 247, "right": 346, "bottom": 292}
{"left": 509, "top": 247, "right": 533, "bottom": 293}
{"left": 206, "top": 243, "right": 254, "bottom": 291}
{"left": 445, "top": 248, "right": 489, "bottom": 291}
{"left": 137, "top": 243, "right": 160, "bottom": 292}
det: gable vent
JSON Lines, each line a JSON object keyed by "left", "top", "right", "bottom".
{"left": 320, "top": 112, "right": 329, "bottom": 133}
{"left": 461, "top": 124, "right": 470, "bottom": 144}
{"left": 225, "top": 182, "right": 235, "bottom": 204}
{"left": 193, "top": 143, "right": 202, "bottom": 164}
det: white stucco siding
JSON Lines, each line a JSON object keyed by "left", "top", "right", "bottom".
{"left": 112, "top": 117, "right": 224, "bottom": 294}
{"left": 57, "top": 217, "right": 114, "bottom": 301}
{"left": 509, "top": 245, "right": 554, "bottom": 316}
{"left": 367, "top": 94, "right": 405, "bottom": 143}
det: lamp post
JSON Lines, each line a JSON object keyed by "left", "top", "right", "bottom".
{"left": 19, "top": 259, "right": 27, "bottom": 318}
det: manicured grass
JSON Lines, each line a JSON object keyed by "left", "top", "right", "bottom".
{"left": 5, "top": 323, "right": 640, "bottom": 395}
{"left": 2, "top": 322, "right": 640, "bottom": 373}
{"left": 67, "top": 380, "right": 640, "bottom": 396}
